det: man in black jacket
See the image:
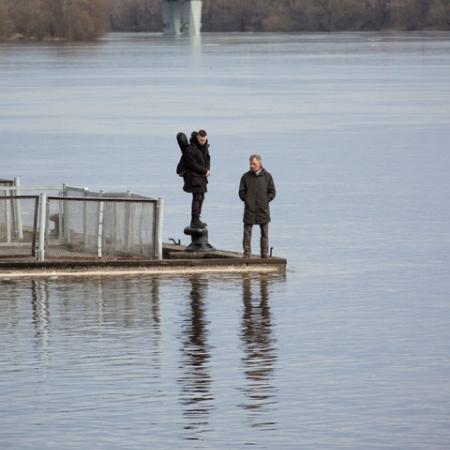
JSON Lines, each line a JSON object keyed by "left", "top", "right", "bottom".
{"left": 239, "top": 154, "right": 276, "bottom": 258}
{"left": 182, "top": 129, "right": 211, "bottom": 229}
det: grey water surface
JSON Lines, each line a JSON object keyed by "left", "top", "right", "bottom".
{"left": 1, "top": 32, "right": 450, "bottom": 449}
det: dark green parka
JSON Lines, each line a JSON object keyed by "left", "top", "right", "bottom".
{"left": 239, "top": 168, "right": 276, "bottom": 224}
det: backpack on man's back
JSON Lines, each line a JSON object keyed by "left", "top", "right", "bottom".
{"left": 176, "top": 132, "right": 189, "bottom": 176}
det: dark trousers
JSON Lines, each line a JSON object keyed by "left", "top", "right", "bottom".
{"left": 243, "top": 223, "right": 269, "bottom": 257}
{"left": 191, "top": 193, "right": 205, "bottom": 220}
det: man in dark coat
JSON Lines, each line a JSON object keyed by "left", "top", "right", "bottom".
{"left": 239, "top": 154, "right": 276, "bottom": 258}
{"left": 181, "top": 129, "right": 211, "bottom": 229}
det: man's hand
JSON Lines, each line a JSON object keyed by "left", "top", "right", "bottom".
{"left": 206, "top": 170, "right": 211, "bottom": 177}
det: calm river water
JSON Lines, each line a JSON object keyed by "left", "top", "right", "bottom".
{"left": 1, "top": 32, "right": 450, "bottom": 449}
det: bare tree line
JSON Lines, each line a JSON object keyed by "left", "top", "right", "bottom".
{"left": 110, "top": 0, "right": 450, "bottom": 32}
{"left": 203, "top": 0, "right": 450, "bottom": 32}
{"left": 1, "top": 0, "right": 449, "bottom": 41}
{"left": 0, "top": 0, "right": 109, "bottom": 40}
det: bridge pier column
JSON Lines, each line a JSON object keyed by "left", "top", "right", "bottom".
{"left": 162, "top": 0, "right": 202, "bottom": 35}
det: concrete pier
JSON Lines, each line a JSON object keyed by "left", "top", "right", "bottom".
{"left": 0, "top": 243, "right": 287, "bottom": 278}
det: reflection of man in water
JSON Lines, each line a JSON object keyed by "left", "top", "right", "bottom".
{"left": 241, "top": 275, "right": 277, "bottom": 428}
{"left": 239, "top": 154, "right": 276, "bottom": 258}
{"left": 178, "top": 276, "right": 214, "bottom": 437}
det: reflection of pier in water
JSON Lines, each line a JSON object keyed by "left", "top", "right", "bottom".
{"left": 239, "top": 274, "right": 278, "bottom": 430}
{"left": 3, "top": 277, "right": 163, "bottom": 367}
{"left": 0, "top": 273, "right": 283, "bottom": 440}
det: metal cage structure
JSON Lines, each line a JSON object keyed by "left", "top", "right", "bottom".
{"left": 44, "top": 195, "right": 163, "bottom": 261}
{"left": 0, "top": 180, "right": 164, "bottom": 261}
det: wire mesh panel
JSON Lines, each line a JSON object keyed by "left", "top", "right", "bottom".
{"left": 46, "top": 197, "right": 99, "bottom": 258}
{"left": 46, "top": 197, "right": 158, "bottom": 260}
{"left": 0, "top": 195, "right": 38, "bottom": 258}
{"left": 102, "top": 200, "right": 156, "bottom": 257}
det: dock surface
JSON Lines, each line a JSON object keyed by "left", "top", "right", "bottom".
{"left": 0, "top": 243, "right": 287, "bottom": 278}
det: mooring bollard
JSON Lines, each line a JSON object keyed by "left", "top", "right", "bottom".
{"left": 183, "top": 226, "right": 215, "bottom": 252}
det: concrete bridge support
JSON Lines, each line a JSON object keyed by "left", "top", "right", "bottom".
{"left": 162, "top": 0, "right": 202, "bottom": 35}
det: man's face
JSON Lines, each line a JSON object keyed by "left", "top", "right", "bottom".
{"left": 250, "top": 158, "right": 261, "bottom": 172}
{"left": 198, "top": 135, "right": 207, "bottom": 146}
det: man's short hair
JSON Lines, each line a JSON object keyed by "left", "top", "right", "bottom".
{"left": 198, "top": 129, "right": 207, "bottom": 137}
{"left": 249, "top": 154, "right": 262, "bottom": 162}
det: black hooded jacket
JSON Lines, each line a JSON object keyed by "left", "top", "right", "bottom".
{"left": 182, "top": 132, "right": 211, "bottom": 194}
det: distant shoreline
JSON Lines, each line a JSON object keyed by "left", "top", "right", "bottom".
{"left": 2, "top": 33, "right": 69, "bottom": 42}
{"left": 2, "top": 29, "right": 450, "bottom": 43}
{"left": 2, "top": 0, "right": 448, "bottom": 43}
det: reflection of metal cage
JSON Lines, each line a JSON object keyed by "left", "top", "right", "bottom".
{"left": 0, "top": 180, "right": 164, "bottom": 261}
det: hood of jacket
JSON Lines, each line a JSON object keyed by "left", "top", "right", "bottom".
{"left": 190, "top": 131, "right": 209, "bottom": 150}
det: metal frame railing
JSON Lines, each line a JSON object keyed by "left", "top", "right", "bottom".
{"left": 62, "top": 185, "right": 152, "bottom": 200}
